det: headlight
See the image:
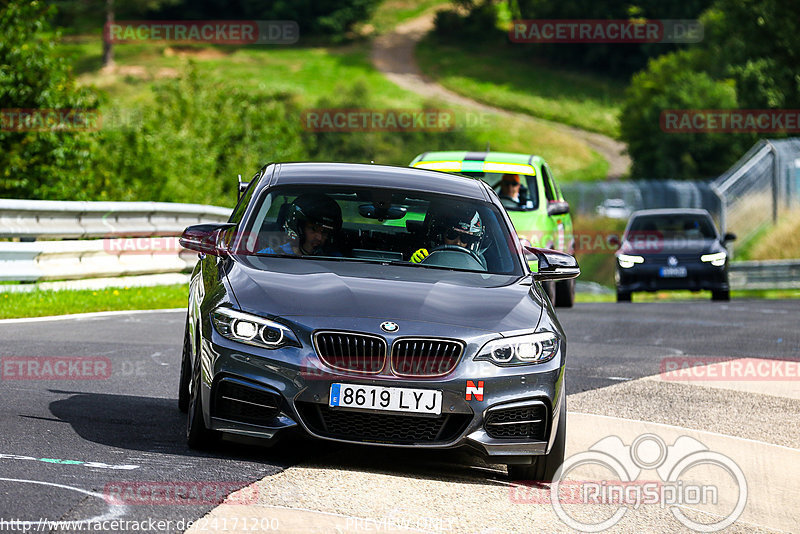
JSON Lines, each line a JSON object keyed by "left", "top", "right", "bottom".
{"left": 475, "top": 332, "right": 559, "bottom": 366}
{"left": 617, "top": 254, "right": 644, "bottom": 269}
{"left": 701, "top": 251, "right": 727, "bottom": 267}
{"left": 211, "top": 308, "right": 300, "bottom": 349}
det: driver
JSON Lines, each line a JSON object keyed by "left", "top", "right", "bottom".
{"left": 410, "top": 204, "right": 485, "bottom": 264}
{"left": 259, "top": 193, "right": 342, "bottom": 256}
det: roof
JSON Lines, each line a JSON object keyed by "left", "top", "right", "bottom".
{"left": 410, "top": 151, "right": 544, "bottom": 176}
{"left": 266, "top": 162, "right": 488, "bottom": 201}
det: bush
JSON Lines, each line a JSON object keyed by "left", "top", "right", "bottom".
{"left": 619, "top": 50, "right": 750, "bottom": 180}
{"left": 0, "top": 0, "right": 99, "bottom": 199}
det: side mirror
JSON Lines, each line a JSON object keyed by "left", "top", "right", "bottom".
{"left": 180, "top": 223, "right": 236, "bottom": 256}
{"left": 237, "top": 174, "right": 250, "bottom": 201}
{"left": 524, "top": 246, "right": 580, "bottom": 281}
{"left": 547, "top": 200, "right": 570, "bottom": 216}
{"left": 723, "top": 232, "right": 737, "bottom": 242}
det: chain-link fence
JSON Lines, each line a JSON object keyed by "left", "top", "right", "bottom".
{"left": 561, "top": 180, "right": 722, "bottom": 222}
{"left": 711, "top": 138, "right": 800, "bottom": 243}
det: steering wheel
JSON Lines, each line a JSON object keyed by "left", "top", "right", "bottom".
{"left": 422, "top": 244, "right": 486, "bottom": 270}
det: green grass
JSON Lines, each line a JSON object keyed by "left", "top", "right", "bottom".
{"left": 0, "top": 284, "right": 188, "bottom": 319}
{"left": 367, "top": 0, "right": 450, "bottom": 35}
{"left": 416, "top": 36, "right": 624, "bottom": 138}
{"left": 57, "top": 36, "right": 608, "bottom": 180}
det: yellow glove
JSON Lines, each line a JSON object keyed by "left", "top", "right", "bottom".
{"left": 410, "top": 248, "right": 429, "bottom": 263}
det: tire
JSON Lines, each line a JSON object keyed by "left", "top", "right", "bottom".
{"left": 186, "top": 352, "right": 218, "bottom": 449}
{"left": 508, "top": 395, "right": 567, "bottom": 483}
{"left": 543, "top": 281, "right": 556, "bottom": 304}
{"left": 178, "top": 319, "right": 191, "bottom": 413}
{"left": 554, "top": 278, "right": 575, "bottom": 308}
{"left": 616, "top": 289, "right": 631, "bottom": 302}
{"left": 712, "top": 289, "right": 730, "bottom": 301}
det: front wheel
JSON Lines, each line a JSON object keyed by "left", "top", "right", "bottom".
{"left": 508, "top": 395, "right": 566, "bottom": 483}
{"left": 186, "top": 358, "right": 218, "bottom": 449}
{"left": 711, "top": 289, "right": 730, "bottom": 301}
{"left": 616, "top": 289, "right": 631, "bottom": 302}
{"left": 178, "top": 319, "right": 191, "bottom": 413}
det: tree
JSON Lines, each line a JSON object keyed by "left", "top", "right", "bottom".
{"left": 0, "top": 0, "right": 99, "bottom": 199}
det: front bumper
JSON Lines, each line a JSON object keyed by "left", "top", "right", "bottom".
{"left": 197, "top": 326, "right": 565, "bottom": 461}
{"left": 616, "top": 260, "right": 728, "bottom": 293}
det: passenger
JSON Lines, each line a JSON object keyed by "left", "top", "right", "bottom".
{"left": 410, "top": 205, "right": 486, "bottom": 265}
{"left": 259, "top": 193, "right": 342, "bottom": 256}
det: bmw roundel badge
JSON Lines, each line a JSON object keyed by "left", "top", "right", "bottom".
{"left": 380, "top": 321, "right": 399, "bottom": 333}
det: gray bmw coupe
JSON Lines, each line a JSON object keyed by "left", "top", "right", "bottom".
{"left": 178, "top": 162, "right": 579, "bottom": 481}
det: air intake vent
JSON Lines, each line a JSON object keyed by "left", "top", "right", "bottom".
{"left": 485, "top": 403, "right": 547, "bottom": 440}
{"left": 213, "top": 379, "right": 281, "bottom": 426}
{"left": 314, "top": 331, "right": 387, "bottom": 374}
{"left": 391, "top": 338, "right": 463, "bottom": 377}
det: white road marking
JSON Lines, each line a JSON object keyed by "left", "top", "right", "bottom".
{"left": 0, "top": 308, "right": 184, "bottom": 324}
{"left": 0, "top": 477, "right": 128, "bottom": 526}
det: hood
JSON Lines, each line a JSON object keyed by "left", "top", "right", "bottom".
{"left": 224, "top": 255, "right": 543, "bottom": 334}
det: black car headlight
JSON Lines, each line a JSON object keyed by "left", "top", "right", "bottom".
{"left": 211, "top": 308, "right": 300, "bottom": 349}
{"left": 475, "top": 332, "right": 559, "bottom": 366}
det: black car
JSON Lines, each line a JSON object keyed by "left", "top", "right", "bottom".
{"left": 178, "top": 162, "right": 579, "bottom": 481}
{"left": 614, "top": 208, "right": 736, "bottom": 302}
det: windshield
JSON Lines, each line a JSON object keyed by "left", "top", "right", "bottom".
{"left": 457, "top": 171, "right": 539, "bottom": 211}
{"left": 234, "top": 185, "right": 522, "bottom": 275}
{"left": 627, "top": 214, "right": 717, "bottom": 240}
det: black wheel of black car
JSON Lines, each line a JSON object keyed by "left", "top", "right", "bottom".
{"left": 711, "top": 289, "right": 730, "bottom": 301}
{"left": 186, "top": 351, "right": 218, "bottom": 449}
{"left": 178, "top": 319, "right": 191, "bottom": 413}
{"left": 616, "top": 290, "right": 631, "bottom": 302}
{"left": 508, "top": 395, "right": 566, "bottom": 483}
{"left": 554, "top": 278, "right": 575, "bottom": 308}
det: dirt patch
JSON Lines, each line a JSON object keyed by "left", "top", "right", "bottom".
{"left": 163, "top": 46, "right": 228, "bottom": 59}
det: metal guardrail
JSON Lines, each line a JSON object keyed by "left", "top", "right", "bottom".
{"left": 729, "top": 260, "right": 800, "bottom": 290}
{"left": 0, "top": 199, "right": 232, "bottom": 239}
{"left": 0, "top": 200, "right": 231, "bottom": 283}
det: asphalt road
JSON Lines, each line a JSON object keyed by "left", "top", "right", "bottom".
{"left": 0, "top": 299, "right": 797, "bottom": 532}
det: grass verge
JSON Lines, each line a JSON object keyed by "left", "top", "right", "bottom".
{"left": 0, "top": 284, "right": 188, "bottom": 319}
{"left": 415, "top": 35, "right": 624, "bottom": 139}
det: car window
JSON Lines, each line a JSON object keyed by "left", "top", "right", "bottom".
{"left": 627, "top": 214, "right": 717, "bottom": 240}
{"left": 541, "top": 165, "right": 557, "bottom": 202}
{"left": 457, "top": 171, "right": 539, "bottom": 211}
{"left": 237, "top": 185, "right": 521, "bottom": 275}
{"left": 228, "top": 171, "right": 261, "bottom": 225}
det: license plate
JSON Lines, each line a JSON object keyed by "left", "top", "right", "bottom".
{"left": 659, "top": 266, "right": 687, "bottom": 277}
{"left": 329, "top": 383, "right": 442, "bottom": 415}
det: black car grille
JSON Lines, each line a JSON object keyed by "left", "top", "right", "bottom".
{"left": 485, "top": 404, "right": 547, "bottom": 440}
{"left": 314, "top": 332, "right": 387, "bottom": 374}
{"left": 296, "top": 402, "right": 471, "bottom": 445}
{"left": 391, "top": 338, "right": 464, "bottom": 377}
{"left": 213, "top": 379, "right": 281, "bottom": 426}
